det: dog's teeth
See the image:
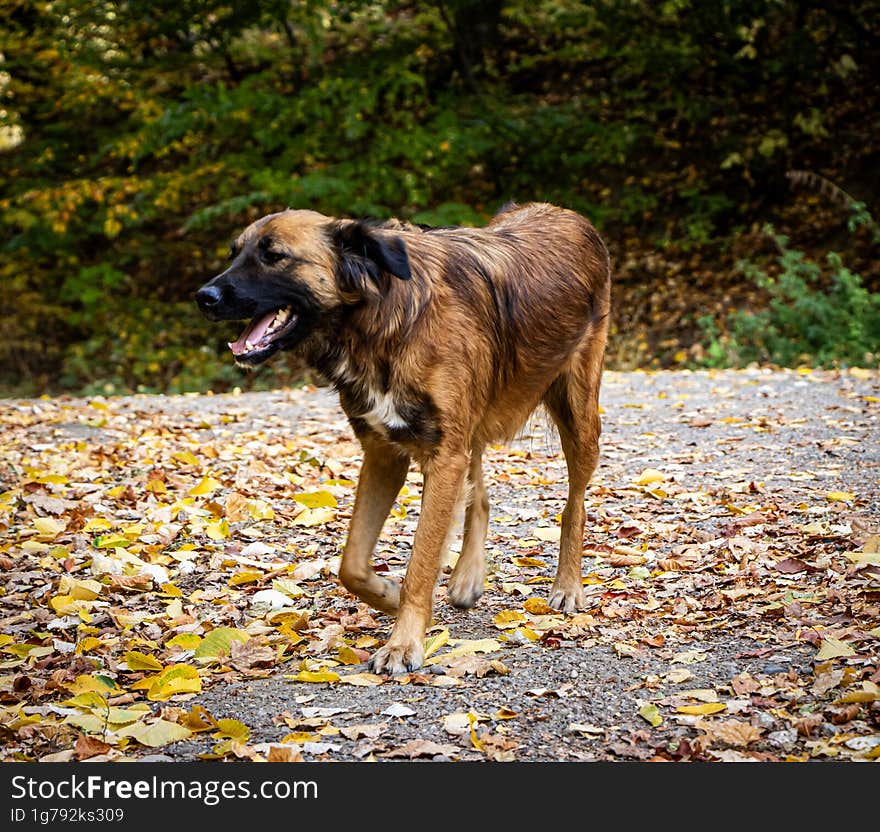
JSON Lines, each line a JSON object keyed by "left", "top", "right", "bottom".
{"left": 246, "top": 339, "right": 255, "bottom": 351}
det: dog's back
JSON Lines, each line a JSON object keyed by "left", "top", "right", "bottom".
{"left": 391, "top": 202, "right": 610, "bottom": 443}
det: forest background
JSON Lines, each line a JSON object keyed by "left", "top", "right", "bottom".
{"left": 1, "top": 0, "right": 878, "bottom": 397}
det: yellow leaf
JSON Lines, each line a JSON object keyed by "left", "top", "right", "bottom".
{"left": 34, "top": 517, "right": 66, "bottom": 538}
{"left": 676, "top": 703, "right": 727, "bottom": 715}
{"left": 145, "top": 479, "right": 167, "bottom": 494}
{"left": 194, "top": 627, "right": 250, "bottom": 659}
{"left": 161, "top": 583, "right": 183, "bottom": 597}
{"left": 147, "top": 664, "right": 202, "bottom": 701}
{"left": 513, "top": 556, "right": 546, "bottom": 567}
{"left": 423, "top": 638, "right": 501, "bottom": 665}
{"left": 293, "top": 490, "right": 338, "bottom": 509}
{"left": 228, "top": 570, "right": 262, "bottom": 586}
{"left": 205, "top": 520, "right": 229, "bottom": 541}
{"left": 248, "top": 499, "right": 275, "bottom": 520}
{"left": 815, "top": 637, "right": 857, "bottom": 660}
{"left": 173, "top": 451, "right": 200, "bottom": 467}
{"left": 178, "top": 705, "right": 219, "bottom": 732}
{"left": 83, "top": 518, "right": 111, "bottom": 532}
{"left": 826, "top": 491, "right": 854, "bottom": 503}
{"left": 639, "top": 703, "right": 663, "bottom": 727}
{"left": 492, "top": 610, "right": 526, "bottom": 629}
{"left": 213, "top": 718, "right": 249, "bottom": 740}
{"left": 117, "top": 719, "right": 192, "bottom": 747}
{"left": 337, "top": 672, "right": 384, "bottom": 686}
{"left": 58, "top": 576, "right": 102, "bottom": 600}
{"left": 337, "top": 646, "right": 362, "bottom": 665}
{"left": 93, "top": 534, "right": 130, "bottom": 548}
{"left": 65, "top": 674, "right": 120, "bottom": 695}
{"left": 292, "top": 670, "right": 341, "bottom": 683}
{"left": 49, "top": 594, "right": 77, "bottom": 614}
{"left": 124, "top": 651, "right": 164, "bottom": 672}
{"left": 62, "top": 691, "right": 108, "bottom": 711}
{"left": 282, "top": 731, "right": 316, "bottom": 744}
{"left": 844, "top": 551, "right": 880, "bottom": 566}
{"left": 189, "top": 476, "right": 221, "bottom": 496}
{"left": 272, "top": 578, "right": 305, "bottom": 598}
{"left": 468, "top": 713, "right": 483, "bottom": 751}
{"left": 167, "top": 633, "right": 203, "bottom": 651}
{"left": 293, "top": 507, "right": 335, "bottom": 527}
{"left": 32, "top": 473, "right": 68, "bottom": 485}
{"left": 834, "top": 691, "right": 879, "bottom": 704}
{"left": 633, "top": 468, "right": 666, "bottom": 486}
{"left": 493, "top": 707, "right": 519, "bottom": 720}
{"left": 75, "top": 636, "right": 103, "bottom": 654}
{"left": 523, "top": 597, "right": 555, "bottom": 615}
{"left": 510, "top": 626, "right": 540, "bottom": 642}
{"left": 424, "top": 628, "right": 449, "bottom": 658}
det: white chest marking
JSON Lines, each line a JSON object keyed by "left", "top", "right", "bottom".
{"left": 363, "top": 391, "right": 408, "bottom": 434}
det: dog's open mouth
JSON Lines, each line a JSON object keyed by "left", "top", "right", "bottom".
{"left": 228, "top": 306, "right": 299, "bottom": 359}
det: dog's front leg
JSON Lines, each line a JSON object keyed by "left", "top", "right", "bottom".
{"left": 370, "top": 447, "right": 468, "bottom": 674}
{"left": 339, "top": 438, "right": 410, "bottom": 615}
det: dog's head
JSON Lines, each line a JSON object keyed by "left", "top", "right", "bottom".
{"left": 195, "top": 209, "right": 411, "bottom": 367}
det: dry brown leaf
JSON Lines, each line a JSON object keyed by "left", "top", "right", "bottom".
{"left": 379, "top": 739, "right": 460, "bottom": 759}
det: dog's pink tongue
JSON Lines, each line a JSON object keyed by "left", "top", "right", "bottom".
{"left": 229, "top": 311, "right": 275, "bottom": 355}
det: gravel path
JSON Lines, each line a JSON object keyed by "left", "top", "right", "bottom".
{"left": 159, "top": 368, "right": 879, "bottom": 762}
{"left": 2, "top": 368, "right": 878, "bottom": 762}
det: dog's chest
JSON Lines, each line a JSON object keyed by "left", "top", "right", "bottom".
{"left": 338, "top": 379, "right": 441, "bottom": 448}
{"left": 362, "top": 390, "right": 408, "bottom": 435}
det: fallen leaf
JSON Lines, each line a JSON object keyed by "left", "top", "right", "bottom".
{"left": 124, "top": 651, "right": 163, "bottom": 672}
{"left": 293, "top": 490, "right": 337, "bottom": 509}
{"left": 117, "top": 719, "right": 192, "bottom": 747}
{"left": 380, "top": 739, "right": 459, "bottom": 759}
{"left": 381, "top": 703, "right": 416, "bottom": 718}
{"left": 194, "top": 627, "right": 250, "bottom": 659}
{"left": 676, "top": 703, "right": 726, "bottom": 716}
{"left": 146, "top": 665, "right": 202, "bottom": 701}
{"left": 638, "top": 703, "right": 663, "bottom": 727}
{"left": 291, "top": 670, "right": 341, "bottom": 684}
{"left": 633, "top": 468, "right": 667, "bottom": 486}
{"left": 267, "top": 744, "right": 304, "bottom": 762}
{"left": 700, "top": 719, "right": 763, "bottom": 747}
{"left": 74, "top": 735, "right": 112, "bottom": 760}
{"left": 815, "top": 638, "right": 857, "bottom": 661}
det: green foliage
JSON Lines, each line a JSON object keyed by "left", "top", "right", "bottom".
{"left": 1, "top": 0, "right": 878, "bottom": 393}
{"left": 697, "top": 228, "right": 880, "bottom": 368}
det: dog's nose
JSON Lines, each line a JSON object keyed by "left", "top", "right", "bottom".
{"left": 195, "top": 284, "right": 222, "bottom": 311}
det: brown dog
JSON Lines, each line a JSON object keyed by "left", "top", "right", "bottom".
{"left": 196, "top": 202, "right": 611, "bottom": 673}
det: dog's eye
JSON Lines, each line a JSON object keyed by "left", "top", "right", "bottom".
{"left": 259, "top": 248, "right": 287, "bottom": 266}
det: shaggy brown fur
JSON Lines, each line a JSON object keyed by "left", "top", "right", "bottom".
{"left": 196, "top": 201, "right": 611, "bottom": 673}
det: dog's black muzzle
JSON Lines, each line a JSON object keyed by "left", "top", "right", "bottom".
{"left": 195, "top": 273, "right": 257, "bottom": 322}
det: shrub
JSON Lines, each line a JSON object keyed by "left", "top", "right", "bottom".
{"left": 697, "top": 226, "right": 880, "bottom": 368}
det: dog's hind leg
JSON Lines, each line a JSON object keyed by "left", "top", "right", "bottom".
{"left": 447, "top": 442, "right": 489, "bottom": 609}
{"left": 339, "top": 437, "right": 410, "bottom": 615}
{"left": 542, "top": 332, "right": 606, "bottom": 613}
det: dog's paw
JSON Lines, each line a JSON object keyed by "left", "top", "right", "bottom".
{"left": 447, "top": 570, "right": 485, "bottom": 609}
{"left": 369, "top": 639, "right": 424, "bottom": 675}
{"left": 548, "top": 584, "right": 585, "bottom": 614}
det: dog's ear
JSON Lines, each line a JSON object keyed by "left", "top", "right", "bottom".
{"left": 330, "top": 221, "right": 411, "bottom": 296}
